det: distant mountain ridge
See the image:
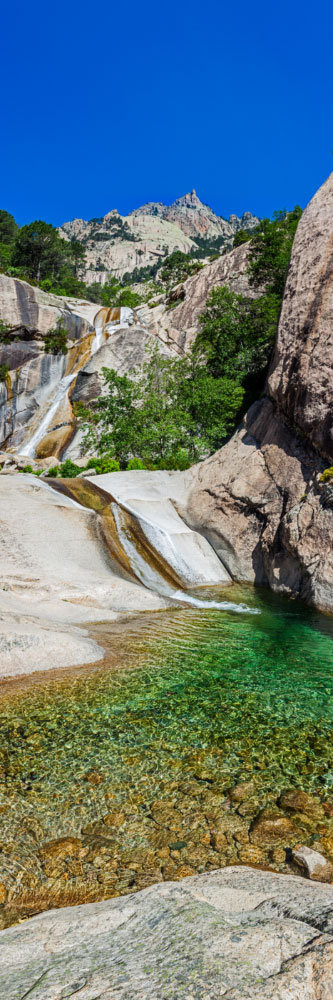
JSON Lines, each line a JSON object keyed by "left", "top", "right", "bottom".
{"left": 130, "top": 189, "right": 258, "bottom": 241}
{"left": 60, "top": 190, "right": 259, "bottom": 284}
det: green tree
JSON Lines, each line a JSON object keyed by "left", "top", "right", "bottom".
{"left": 249, "top": 206, "right": 302, "bottom": 296}
{"left": 12, "top": 221, "right": 71, "bottom": 284}
{"left": 233, "top": 228, "right": 252, "bottom": 248}
{"left": 44, "top": 322, "right": 68, "bottom": 355}
{"left": 160, "top": 251, "right": 201, "bottom": 285}
{"left": 77, "top": 344, "right": 245, "bottom": 468}
{"left": 196, "top": 285, "right": 279, "bottom": 386}
{"left": 0, "top": 210, "right": 18, "bottom": 245}
{"left": 70, "top": 240, "right": 87, "bottom": 277}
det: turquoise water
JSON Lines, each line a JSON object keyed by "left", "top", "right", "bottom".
{"left": 1, "top": 586, "right": 333, "bottom": 806}
{"left": 0, "top": 585, "right": 332, "bottom": 920}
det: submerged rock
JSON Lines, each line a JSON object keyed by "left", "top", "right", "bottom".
{"left": 291, "top": 844, "right": 333, "bottom": 882}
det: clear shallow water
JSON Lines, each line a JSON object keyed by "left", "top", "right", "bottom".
{"left": 0, "top": 585, "right": 333, "bottom": 921}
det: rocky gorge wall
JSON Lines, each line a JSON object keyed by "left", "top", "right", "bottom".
{"left": 185, "top": 174, "right": 333, "bottom": 611}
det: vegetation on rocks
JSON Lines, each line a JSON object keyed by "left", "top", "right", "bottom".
{"left": 320, "top": 467, "right": 333, "bottom": 483}
{"left": 43, "top": 321, "right": 68, "bottom": 355}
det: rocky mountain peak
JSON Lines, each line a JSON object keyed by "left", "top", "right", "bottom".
{"left": 60, "top": 190, "right": 259, "bottom": 283}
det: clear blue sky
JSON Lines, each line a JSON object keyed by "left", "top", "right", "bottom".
{"left": 2, "top": 0, "right": 332, "bottom": 226}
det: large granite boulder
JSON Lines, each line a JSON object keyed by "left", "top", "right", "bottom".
{"left": 1, "top": 867, "right": 333, "bottom": 999}
{"left": 268, "top": 173, "right": 333, "bottom": 460}
{"left": 0, "top": 474, "right": 167, "bottom": 678}
{"left": 186, "top": 175, "right": 333, "bottom": 610}
{"left": 0, "top": 272, "right": 99, "bottom": 338}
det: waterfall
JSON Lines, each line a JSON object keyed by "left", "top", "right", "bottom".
{"left": 48, "top": 477, "right": 259, "bottom": 615}
{"left": 16, "top": 304, "right": 137, "bottom": 460}
{"left": 21, "top": 371, "right": 78, "bottom": 458}
{"left": 110, "top": 497, "right": 258, "bottom": 614}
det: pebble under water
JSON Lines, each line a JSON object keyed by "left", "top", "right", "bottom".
{"left": 0, "top": 584, "right": 333, "bottom": 925}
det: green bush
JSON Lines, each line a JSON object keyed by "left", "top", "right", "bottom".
{"left": 46, "top": 465, "right": 61, "bottom": 477}
{"left": 320, "top": 467, "right": 333, "bottom": 483}
{"left": 44, "top": 323, "right": 68, "bottom": 355}
{"left": 127, "top": 457, "right": 145, "bottom": 470}
{"left": 46, "top": 459, "right": 81, "bottom": 478}
{"left": 0, "top": 363, "right": 9, "bottom": 381}
{"left": 0, "top": 320, "right": 12, "bottom": 345}
{"left": 88, "top": 456, "right": 120, "bottom": 474}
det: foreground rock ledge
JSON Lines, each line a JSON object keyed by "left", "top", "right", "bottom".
{"left": 2, "top": 867, "right": 333, "bottom": 999}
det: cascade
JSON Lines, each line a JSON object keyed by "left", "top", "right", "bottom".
{"left": 18, "top": 306, "right": 136, "bottom": 458}
{"left": 111, "top": 499, "right": 258, "bottom": 613}
{"left": 21, "top": 370, "right": 78, "bottom": 458}
{"left": 53, "top": 478, "right": 258, "bottom": 615}
{"left": 18, "top": 306, "right": 113, "bottom": 459}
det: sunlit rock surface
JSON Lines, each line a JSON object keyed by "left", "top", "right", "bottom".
{"left": 1, "top": 867, "right": 333, "bottom": 1000}
{"left": 87, "top": 469, "right": 230, "bottom": 591}
{"left": 0, "top": 474, "right": 168, "bottom": 677}
{"left": 268, "top": 172, "right": 333, "bottom": 460}
{"left": 0, "top": 470, "right": 230, "bottom": 678}
{"left": 60, "top": 190, "right": 259, "bottom": 282}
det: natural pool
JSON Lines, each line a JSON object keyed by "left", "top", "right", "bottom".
{"left": 0, "top": 585, "right": 333, "bottom": 925}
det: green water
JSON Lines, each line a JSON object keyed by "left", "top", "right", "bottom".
{"left": 1, "top": 586, "right": 332, "bottom": 840}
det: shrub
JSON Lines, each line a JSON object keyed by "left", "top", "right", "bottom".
{"left": 0, "top": 363, "right": 9, "bottom": 381}
{"left": 0, "top": 320, "right": 12, "bottom": 345}
{"left": 87, "top": 456, "right": 120, "bottom": 473}
{"left": 44, "top": 323, "right": 68, "bottom": 355}
{"left": 46, "top": 459, "right": 81, "bottom": 478}
{"left": 127, "top": 457, "right": 145, "bottom": 470}
{"left": 320, "top": 467, "right": 333, "bottom": 483}
{"left": 46, "top": 465, "right": 61, "bottom": 477}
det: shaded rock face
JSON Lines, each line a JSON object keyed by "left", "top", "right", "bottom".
{"left": 1, "top": 867, "right": 333, "bottom": 1000}
{"left": 186, "top": 174, "right": 333, "bottom": 610}
{"left": 187, "top": 397, "right": 332, "bottom": 610}
{"left": 268, "top": 173, "right": 333, "bottom": 460}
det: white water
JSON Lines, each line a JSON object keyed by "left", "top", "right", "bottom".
{"left": 21, "top": 372, "right": 77, "bottom": 458}
{"left": 91, "top": 313, "right": 105, "bottom": 355}
{"left": 172, "top": 590, "right": 260, "bottom": 614}
{"left": 19, "top": 307, "right": 110, "bottom": 459}
{"left": 111, "top": 502, "right": 259, "bottom": 615}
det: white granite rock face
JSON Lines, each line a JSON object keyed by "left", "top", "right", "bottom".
{"left": 268, "top": 173, "right": 333, "bottom": 460}
{"left": 1, "top": 867, "right": 332, "bottom": 1000}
